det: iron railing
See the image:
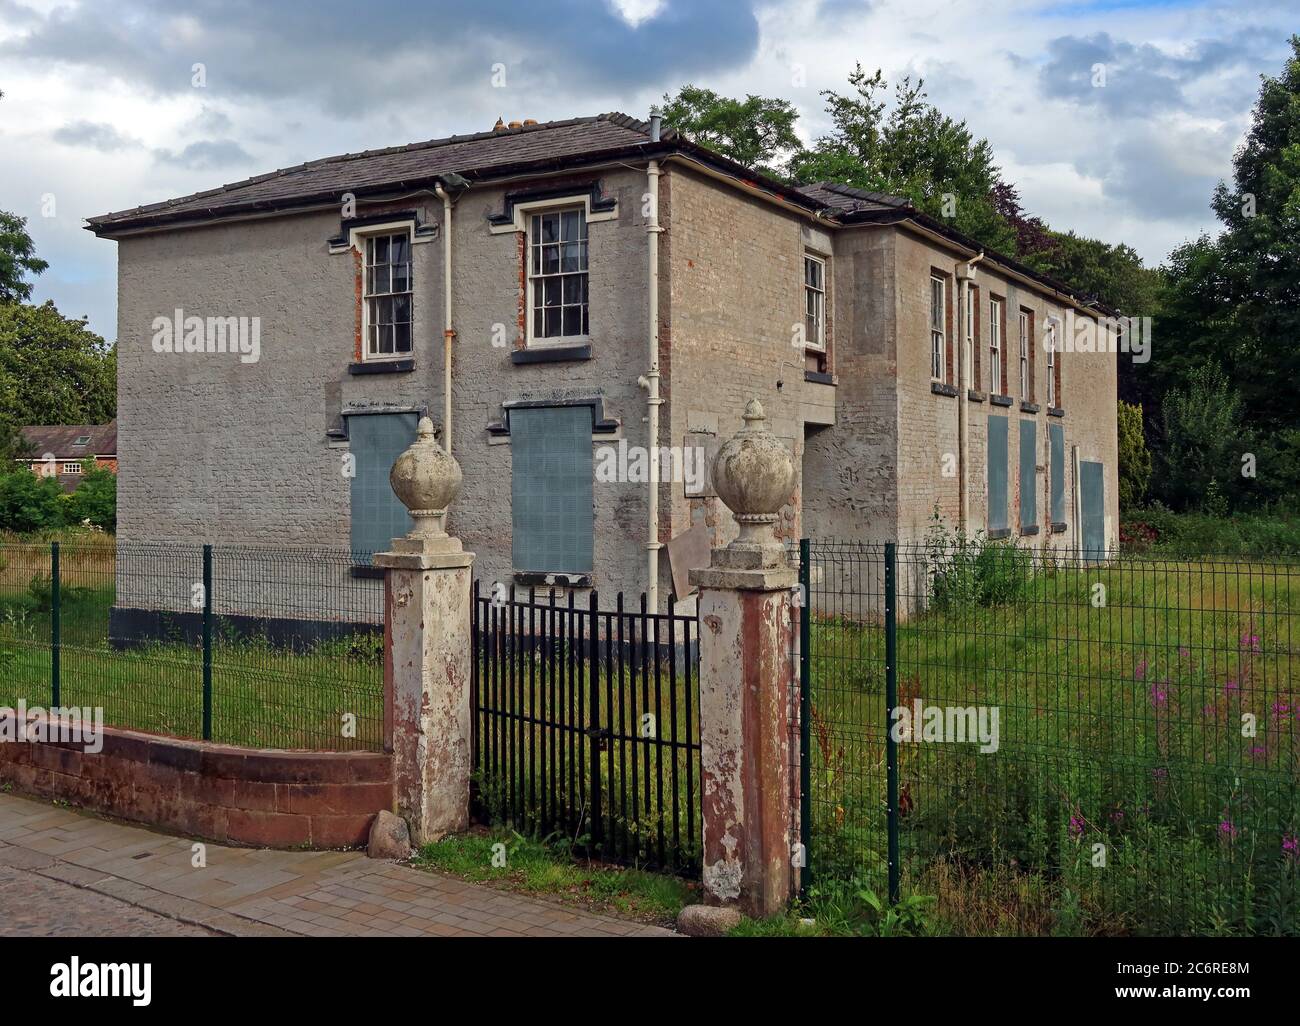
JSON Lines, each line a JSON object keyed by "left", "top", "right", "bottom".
{"left": 471, "top": 583, "right": 701, "bottom": 873}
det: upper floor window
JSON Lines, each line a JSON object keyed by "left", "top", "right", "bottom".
{"left": 804, "top": 254, "right": 826, "bottom": 350}
{"left": 1018, "top": 310, "right": 1030, "bottom": 399}
{"left": 964, "top": 286, "right": 975, "bottom": 388}
{"left": 1046, "top": 322, "right": 1058, "bottom": 407}
{"left": 528, "top": 207, "right": 589, "bottom": 342}
{"left": 989, "top": 297, "right": 1004, "bottom": 395}
{"left": 73, "top": 435, "right": 91, "bottom": 446}
{"left": 64, "top": 462, "right": 82, "bottom": 475}
{"left": 364, "top": 232, "right": 413, "bottom": 359}
{"left": 929, "top": 275, "right": 946, "bottom": 380}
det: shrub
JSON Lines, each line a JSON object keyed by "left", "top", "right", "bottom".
{"left": 1117, "top": 400, "right": 1151, "bottom": 510}
{"left": 65, "top": 465, "right": 116, "bottom": 532}
{"left": 924, "top": 507, "right": 1032, "bottom": 610}
{"left": 0, "top": 466, "right": 65, "bottom": 533}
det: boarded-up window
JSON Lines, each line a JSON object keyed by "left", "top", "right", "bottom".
{"left": 988, "top": 415, "right": 1009, "bottom": 533}
{"left": 511, "top": 406, "right": 594, "bottom": 573}
{"left": 1050, "top": 422, "right": 1066, "bottom": 525}
{"left": 1019, "top": 419, "right": 1037, "bottom": 530}
{"left": 1081, "top": 460, "right": 1106, "bottom": 560}
{"left": 348, "top": 412, "right": 418, "bottom": 558}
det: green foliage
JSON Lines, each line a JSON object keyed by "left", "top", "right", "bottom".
{"left": 1038, "top": 231, "right": 1163, "bottom": 315}
{"left": 790, "top": 67, "right": 1019, "bottom": 255}
{"left": 0, "top": 300, "right": 115, "bottom": 426}
{"left": 659, "top": 85, "right": 802, "bottom": 176}
{"left": 0, "top": 466, "right": 65, "bottom": 533}
{"left": 65, "top": 465, "right": 116, "bottom": 532}
{"left": 1157, "top": 363, "right": 1246, "bottom": 513}
{"left": 924, "top": 507, "right": 1032, "bottom": 610}
{"left": 1117, "top": 400, "right": 1152, "bottom": 510}
{"left": 1122, "top": 507, "right": 1300, "bottom": 557}
{"left": 0, "top": 211, "right": 48, "bottom": 304}
{"left": 1138, "top": 37, "right": 1300, "bottom": 512}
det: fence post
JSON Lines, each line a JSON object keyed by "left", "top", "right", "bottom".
{"left": 50, "top": 541, "right": 60, "bottom": 707}
{"left": 377, "top": 417, "right": 475, "bottom": 845}
{"left": 688, "top": 400, "right": 799, "bottom": 918}
{"left": 884, "top": 542, "right": 900, "bottom": 905}
{"left": 798, "top": 537, "right": 811, "bottom": 897}
{"left": 202, "top": 544, "right": 213, "bottom": 741}
{"left": 588, "top": 589, "right": 603, "bottom": 854}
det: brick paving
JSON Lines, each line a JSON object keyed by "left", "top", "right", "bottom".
{"left": 0, "top": 792, "right": 675, "bottom": 938}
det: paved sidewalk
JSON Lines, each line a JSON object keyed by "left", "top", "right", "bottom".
{"left": 0, "top": 792, "right": 674, "bottom": 938}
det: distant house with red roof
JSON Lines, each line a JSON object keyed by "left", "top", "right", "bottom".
{"left": 16, "top": 420, "right": 118, "bottom": 492}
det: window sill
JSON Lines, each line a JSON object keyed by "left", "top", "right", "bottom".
{"left": 511, "top": 343, "right": 592, "bottom": 365}
{"left": 1020, "top": 401, "right": 1040, "bottom": 414}
{"left": 805, "top": 370, "right": 835, "bottom": 385}
{"left": 1048, "top": 407, "right": 1065, "bottom": 418}
{"left": 513, "top": 571, "right": 592, "bottom": 588}
{"left": 1050, "top": 522, "right": 1067, "bottom": 534}
{"left": 990, "top": 394, "right": 1014, "bottom": 407}
{"left": 931, "top": 381, "right": 959, "bottom": 398}
{"left": 967, "top": 389, "right": 986, "bottom": 402}
{"left": 987, "top": 528, "right": 1012, "bottom": 540}
{"left": 1020, "top": 525, "right": 1040, "bottom": 536}
{"left": 349, "top": 358, "right": 414, "bottom": 375}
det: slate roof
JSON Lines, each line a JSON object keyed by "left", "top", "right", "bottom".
{"left": 19, "top": 420, "right": 118, "bottom": 459}
{"left": 794, "top": 181, "right": 910, "bottom": 215}
{"left": 87, "top": 114, "right": 671, "bottom": 234}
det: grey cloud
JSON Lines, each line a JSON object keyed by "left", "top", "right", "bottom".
{"left": 1037, "top": 29, "right": 1281, "bottom": 117}
{"left": 52, "top": 119, "right": 141, "bottom": 151}
{"left": 3, "top": 0, "right": 761, "bottom": 117}
{"left": 155, "top": 139, "right": 253, "bottom": 169}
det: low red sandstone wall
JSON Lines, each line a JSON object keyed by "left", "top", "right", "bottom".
{"left": 0, "top": 726, "right": 392, "bottom": 848}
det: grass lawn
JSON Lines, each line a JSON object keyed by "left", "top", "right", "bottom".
{"left": 411, "top": 827, "right": 695, "bottom": 927}
{"left": 805, "top": 549, "right": 1300, "bottom": 936}
{"left": 0, "top": 540, "right": 383, "bottom": 750}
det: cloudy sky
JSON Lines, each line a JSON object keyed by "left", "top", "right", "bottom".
{"left": 0, "top": 0, "right": 1292, "bottom": 341}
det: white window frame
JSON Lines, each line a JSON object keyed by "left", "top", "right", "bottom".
{"left": 358, "top": 223, "right": 415, "bottom": 362}
{"left": 989, "top": 297, "right": 1003, "bottom": 396}
{"left": 930, "top": 275, "right": 946, "bottom": 381}
{"left": 64, "top": 462, "right": 82, "bottom": 475}
{"left": 804, "top": 254, "right": 827, "bottom": 351}
{"left": 526, "top": 204, "right": 590, "bottom": 346}
{"left": 1018, "top": 310, "right": 1030, "bottom": 399}
{"left": 1046, "top": 321, "right": 1058, "bottom": 407}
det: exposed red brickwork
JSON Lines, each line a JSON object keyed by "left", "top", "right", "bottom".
{"left": 0, "top": 725, "right": 391, "bottom": 849}
{"left": 353, "top": 247, "right": 364, "bottom": 362}
{"left": 516, "top": 230, "right": 528, "bottom": 348}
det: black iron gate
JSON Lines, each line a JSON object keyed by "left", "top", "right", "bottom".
{"left": 470, "top": 583, "right": 701, "bottom": 873}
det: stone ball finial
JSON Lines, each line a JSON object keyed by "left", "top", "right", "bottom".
{"left": 389, "top": 416, "right": 463, "bottom": 544}
{"left": 710, "top": 398, "right": 795, "bottom": 555}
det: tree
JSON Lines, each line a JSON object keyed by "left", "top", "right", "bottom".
{"left": 1156, "top": 363, "right": 1248, "bottom": 513}
{"left": 0, "top": 211, "right": 49, "bottom": 303}
{"left": 790, "top": 67, "right": 1019, "bottom": 255}
{"left": 0, "top": 301, "right": 116, "bottom": 448}
{"left": 0, "top": 465, "right": 65, "bottom": 533}
{"left": 660, "top": 86, "right": 802, "bottom": 176}
{"left": 1117, "top": 401, "right": 1152, "bottom": 510}
{"left": 1150, "top": 35, "right": 1300, "bottom": 507}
